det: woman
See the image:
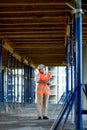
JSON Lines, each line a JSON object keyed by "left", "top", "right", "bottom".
{"left": 35, "top": 64, "right": 52, "bottom": 119}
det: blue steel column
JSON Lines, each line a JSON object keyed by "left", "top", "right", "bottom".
{"left": 0, "top": 41, "right": 2, "bottom": 110}
{"left": 32, "top": 68, "right": 35, "bottom": 103}
{"left": 29, "top": 67, "right": 34, "bottom": 103}
{"left": 66, "top": 35, "right": 69, "bottom": 93}
{"left": 24, "top": 65, "right": 34, "bottom": 104}
{"left": 7, "top": 51, "right": 13, "bottom": 104}
{"left": 28, "top": 66, "right": 33, "bottom": 104}
{"left": 28, "top": 66, "right": 35, "bottom": 103}
{"left": 24, "top": 64, "right": 28, "bottom": 104}
{"left": 74, "top": 0, "right": 83, "bottom": 129}
{"left": 28, "top": 66, "right": 31, "bottom": 103}
{"left": 17, "top": 60, "right": 19, "bottom": 104}
{"left": 13, "top": 57, "right": 16, "bottom": 107}
{"left": 73, "top": 10, "right": 78, "bottom": 130}
{"left": 21, "top": 59, "right": 24, "bottom": 106}
{"left": 10, "top": 54, "right": 13, "bottom": 104}
{"left": 70, "top": 24, "right": 74, "bottom": 93}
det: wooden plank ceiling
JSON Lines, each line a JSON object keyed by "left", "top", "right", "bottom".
{"left": 0, "top": 0, "right": 87, "bottom": 68}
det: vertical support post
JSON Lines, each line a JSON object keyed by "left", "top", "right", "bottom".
{"left": 17, "top": 60, "right": 19, "bottom": 104}
{"left": 29, "top": 67, "right": 33, "bottom": 103}
{"left": 13, "top": 57, "right": 16, "bottom": 108}
{"left": 28, "top": 66, "right": 31, "bottom": 103}
{"left": 32, "top": 68, "right": 35, "bottom": 103}
{"left": 69, "top": 23, "right": 75, "bottom": 123}
{"left": 21, "top": 59, "right": 24, "bottom": 106}
{"left": 70, "top": 24, "right": 74, "bottom": 93}
{"left": 10, "top": 54, "right": 13, "bottom": 104}
{"left": 24, "top": 64, "right": 28, "bottom": 104}
{"left": 0, "top": 40, "right": 2, "bottom": 110}
{"left": 74, "top": 0, "right": 83, "bottom": 129}
{"left": 66, "top": 35, "right": 70, "bottom": 93}
{"left": 24, "top": 65, "right": 33, "bottom": 104}
{"left": 73, "top": 14, "right": 77, "bottom": 95}
{"left": 7, "top": 51, "right": 13, "bottom": 108}
{"left": 73, "top": 10, "right": 78, "bottom": 129}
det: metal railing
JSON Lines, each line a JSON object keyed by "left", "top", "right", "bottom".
{"left": 50, "top": 87, "right": 78, "bottom": 130}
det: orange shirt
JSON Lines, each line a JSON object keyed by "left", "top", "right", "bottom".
{"left": 36, "top": 72, "right": 52, "bottom": 95}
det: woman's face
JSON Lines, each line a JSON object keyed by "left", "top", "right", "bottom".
{"left": 39, "top": 67, "right": 45, "bottom": 73}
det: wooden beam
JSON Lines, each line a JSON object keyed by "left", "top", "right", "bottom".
{"left": 0, "top": 27, "right": 66, "bottom": 30}
{"left": 0, "top": 34, "right": 65, "bottom": 38}
{"left": 0, "top": 17, "right": 66, "bottom": 23}
{"left": 0, "top": 22, "right": 66, "bottom": 26}
{"left": 3, "top": 41, "right": 21, "bottom": 61}
{"left": 9, "top": 41, "right": 64, "bottom": 44}
{"left": 9, "top": 38, "right": 65, "bottom": 42}
{"left": 0, "top": 1, "right": 71, "bottom": 6}
{"left": 0, "top": 31, "right": 65, "bottom": 35}
{"left": 10, "top": 43, "right": 65, "bottom": 47}
{"left": 2, "top": 41, "right": 34, "bottom": 67}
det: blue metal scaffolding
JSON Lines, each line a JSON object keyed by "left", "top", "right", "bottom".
{"left": 0, "top": 41, "right": 3, "bottom": 110}
{"left": 16, "top": 60, "right": 20, "bottom": 104}
{"left": 66, "top": 35, "right": 70, "bottom": 93}
{"left": 24, "top": 64, "right": 29, "bottom": 104}
{"left": 21, "top": 59, "right": 24, "bottom": 106}
{"left": 7, "top": 51, "right": 13, "bottom": 109}
{"left": 70, "top": 24, "right": 74, "bottom": 93}
{"left": 74, "top": 0, "right": 83, "bottom": 129}
{"left": 13, "top": 57, "right": 16, "bottom": 108}
{"left": 24, "top": 65, "right": 35, "bottom": 104}
{"left": 51, "top": 0, "right": 83, "bottom": 129}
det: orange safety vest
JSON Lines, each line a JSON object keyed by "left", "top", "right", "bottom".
{"left": 36, "top": 72, "right": 52, "bottom": 95}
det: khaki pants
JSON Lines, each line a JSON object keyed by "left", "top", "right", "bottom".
{"left": 37, "top": 94, "right": 49, "bottom": 117}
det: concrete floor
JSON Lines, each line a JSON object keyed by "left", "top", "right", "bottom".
{"left": 0, "top": 103, "right": 87, "bottom": 130}
{"left": 0, "top": 103, "right": 56, "bottom": 130}
{"left": 0, "top": 115, "right": 53, "bottom": 130}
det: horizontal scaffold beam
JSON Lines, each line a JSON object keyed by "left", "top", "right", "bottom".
{"left": 2, "top": 41, "right": 35, "bottom": 68}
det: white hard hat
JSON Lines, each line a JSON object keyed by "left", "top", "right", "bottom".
{"left": 38, "top": 64, "right": 45, "bottom": 70}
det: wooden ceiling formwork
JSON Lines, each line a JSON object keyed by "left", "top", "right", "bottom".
{"left": 0, "top": 0, "right": 87, "bottom": 68}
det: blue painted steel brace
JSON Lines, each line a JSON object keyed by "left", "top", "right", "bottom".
{"left": 66, "top": 35, "right": 69, "bottom": 93}
{"left": 32, "top": 68, "right": 35, "bottom": 103}
{"left": 30, "top": 67, "right": 34, "bottom": 103}
{"left": 7, "top": 51, "right": 13, "bottom": 103}
{"left": 0, "top": 41, "right": 2, "bottom": 110}
{"left": 21, "top": 60, "right": 24, "bottom": 105}
{"left": 74, "top": 0, "right": 83, "bottom": 129}
{"left": 13, "top": 57, "right": 16, "bottom": 106}
{"left": 24, "top": 64, "right": 28, "bottom": 104}
{"left": 28, "top": 66, "right": 33, "bottom": 104}
{"left": 70, "top": 24, "right": 74, "bottom": 93}
{"left": 76, "top": 16, "right": 83, "bottom": 130}
{"left": 17, "top": 60, "right": 19, "bottom": 103}
{"left": 28, "top": 66, "right": 31, "bottom": 103}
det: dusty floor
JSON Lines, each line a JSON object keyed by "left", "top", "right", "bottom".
{"left": 0, "top": 103, "right": 87, "bottom": 130}
{"left": 0, "top": 103, "right": 57, "bottom": 130}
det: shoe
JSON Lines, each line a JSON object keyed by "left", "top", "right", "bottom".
{"left": 43, "top": 116, "right": 49, "bottom": 120}
{"left": 38, "top": 116, "right": 42, "bottom": 119}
